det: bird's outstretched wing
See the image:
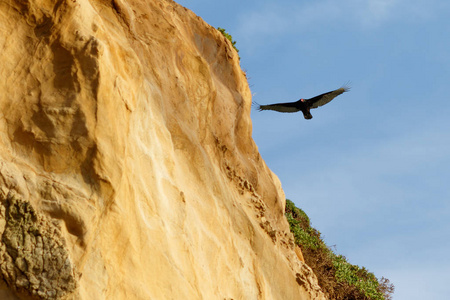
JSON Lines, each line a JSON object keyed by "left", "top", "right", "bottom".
{"left": 307, "top": 85, "right": 350, "bottom": 109}
{"left": 252, "top": 101, "right": 300, "bottom": 113}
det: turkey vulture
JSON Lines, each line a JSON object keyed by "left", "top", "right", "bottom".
{"left": 253, "top": 85, "right": 350, "bottom": 119}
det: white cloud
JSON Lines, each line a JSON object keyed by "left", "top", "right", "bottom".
{"left": 360, "top": 0, "right": 398, "bottom": 24}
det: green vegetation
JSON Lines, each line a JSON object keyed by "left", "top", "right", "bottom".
{"left": 285, "top": 199, "right": 394, "bottom": 300}
{"left": 217, "top": 27, "right": 239, "bottom": 55}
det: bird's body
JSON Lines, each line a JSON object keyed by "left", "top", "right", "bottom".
{"left": 254, "top": 86, "right": 350, "bottom": 119}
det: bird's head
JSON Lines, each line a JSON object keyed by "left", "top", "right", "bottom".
{"left": 300, "top": 99, "right": 306, "bottom": 102}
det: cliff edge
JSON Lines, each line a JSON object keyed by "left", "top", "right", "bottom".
{"left": 0, "top": 1, "right": 325, "bottom": 299}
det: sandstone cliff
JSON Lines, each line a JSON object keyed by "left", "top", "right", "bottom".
{"left": 0, "top": 1, "right": 325, "bottom": 299}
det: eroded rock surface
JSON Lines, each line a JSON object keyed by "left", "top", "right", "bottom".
{"left": 0, "top": 191, "right": 77, "bottom": 299}
{"left": 0, "top": 0, "right": 325, "bottom": 299}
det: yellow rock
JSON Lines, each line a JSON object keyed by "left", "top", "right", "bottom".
{"left": 0, "top": 0, "right": 325, "bottom": 299}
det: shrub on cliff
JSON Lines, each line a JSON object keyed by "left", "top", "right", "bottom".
{"left": 217, "top": 27, "right": 239, "bottom": 56}
{"left": 285, "top": 199, "right": 394, "bottom": 300}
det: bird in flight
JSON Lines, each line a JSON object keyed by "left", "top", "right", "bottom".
{"left": 253, "top": 85, "right": 350, "bottom": 119}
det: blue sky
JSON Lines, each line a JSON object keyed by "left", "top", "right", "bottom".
{"left": 175, "top": 1, "right": 450, "bottom": 299}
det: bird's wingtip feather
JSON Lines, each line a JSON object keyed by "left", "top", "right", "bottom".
{"left": 252, "top": 101, "right": 263, "bottom": 111}
{"left": 341, "top": 81, "right": 351, "bottom": 92}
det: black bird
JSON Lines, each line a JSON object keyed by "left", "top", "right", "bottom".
{"left": 253, "top": 85, "right": 350, "bottom": 119}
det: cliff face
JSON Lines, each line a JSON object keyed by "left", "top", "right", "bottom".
{"left": 0, "top": 1, "right": 325, "bottom": 299}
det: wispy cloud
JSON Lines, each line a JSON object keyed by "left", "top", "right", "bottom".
{"left": 236, "top": 0, "right": 438, "bottom": 41}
